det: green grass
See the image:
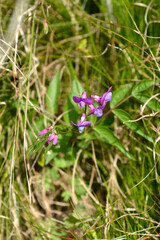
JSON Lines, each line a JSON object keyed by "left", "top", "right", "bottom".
{"left": 0, "top": 0, "right": 160, "bottom": 239}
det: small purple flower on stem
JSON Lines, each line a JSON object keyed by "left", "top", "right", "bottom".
{"left": 70, "top": 113, "right": 91, "bottom": 133}
{"left": 37, "top": 126, "right": 58, "bottom": 145}
{"left": 88, "top": 102, "right": 106, "bottom": 117}
{"left": 91, "top": 87, "right": 112, "bottom": 105}
{"left": 37, "top": 126, "right": 53, "bottom": 136}
{"left": 48, "top": 133, "right": 58, "bottom": 145}
{"left": 73, "top": 91, "right": 93, "bottom": 108}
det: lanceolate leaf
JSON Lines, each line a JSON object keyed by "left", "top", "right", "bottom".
{"left": 133, "top": 93, "right": 160, "bottom": 111}
{"left": 63, "top": 93, "right": 78, "bottom": 124}
{"left": 71, "top": 78, "right": 84, "bottom": 97}
{"left": 63, "top": 62, "right": 84, "bottom": 124}
{"left": 68, "top": 60, "right": 78, "bottom": 82}
{"left": 94, "top": 126, "right": 135, "bottom": 160}
{"left": 68, "top": 61, "right": 84, "bottom": 99}
{"left": 46, "top": 70, "right": 61, "bottom": 114}
{"left": 110, "top": 84, "right": 133, "bottom": 108}
{"left": 132, "top": 79, "right": 154, "bottom": 95}
{"left": 76, "top": 39, "right": 87, "bottom": 50}
{"left": 112, "top": 109, "right": 153, "bottom": 143}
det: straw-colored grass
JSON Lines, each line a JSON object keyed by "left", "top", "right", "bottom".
{"left": 0, "top": 0, "right": 160, "bottom": 239}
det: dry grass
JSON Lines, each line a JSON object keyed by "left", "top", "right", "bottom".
{"left": 0, "top": 0, "right": 160, "bottom": 239}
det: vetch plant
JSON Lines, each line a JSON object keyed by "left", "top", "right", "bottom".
{"left": 73, "top": 91, "right": 93, "bottom": 108}
{"left": 71, "top": 87, "right": 112, "bottom": 132}
{"left": 70, "top": 113, "right": 91, "bottom": 133}
{"left": 88, "top": 102, "right": 106, "bottom": 117}
{"left": 47, "top": 133, "right": 58, "bottom": 145}
{"left": 37, "top": 126, "right": 58, "bottom": 145}
{"left": 37, "top": 126, "right": 53, "bottom": 136}
{"left": 36, "top": 87, "right": 112, "bottom": 143}
{"left": 91, "top": 87, "right": 112, "bottom": 105}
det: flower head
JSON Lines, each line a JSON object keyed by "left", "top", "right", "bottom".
{"left": 70, "top": 113, "right": 91, "bottom": 133}
{"left": 88, "top": 102, "right": 106, "bottom": 117}
{"left": 73, "top": 91, "right": 93, "bottom": 108}
{"left": 37, "top": 126, "right": 53, "bottom": 136}
{"left": 48, "top": 133, "right": 58, "bottom": 145}
{"left": 37, "top": 126, "right": 58, "bottom": 145}
{"left": 91, "top": 87, "right": 112, "bottom": 105}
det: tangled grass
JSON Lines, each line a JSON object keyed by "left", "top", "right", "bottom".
{"left": 0, "top": 0, "right": 160, "bottom": 239}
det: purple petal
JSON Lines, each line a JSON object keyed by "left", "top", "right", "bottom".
{"left": 38, "top": 129, "right": 48, "bottom": 136}
{"left": 83, "top": 98, "right": 93, "bottom": 105}
{"left": 88, "top": 103, "right": 106, "bottom": 117}
{"left": 79, "top": 101, "right": 86, "bottom": 109}
{"left": 48, "top": 134, "right": 54, "bottom": 144}
{"left": 105, "top": 92, "right": 112, "bottom": 102}
{"left": 80, "top": 113, "right": 86, "bottom": 123}
{"left": 78, "top": 126, "right": 85, "bottom": 133}
{"left": 88, "top": 112, "right": 93, "bottom": 116}
{"left": 81, "top": 121, "right": 91, "bottom": 127}
{"left": 78, "top": 121, "right": 91, "bottom": 132}
{"left": 98, "top": 102, "right": 106, "bottom": 110}
{"left": 71, "top": 114, "right": 91, "bottom": 131}
{"left": 94, "top": 108, "right": 103, "bottom": 117}
{"left": 73, "top": 96, "right": 81, "bottom": 103}
{"left": 81, "top": 91, "right": 87, "bottom": 98}
{"left": 47, "top": 126, "right": 53, "bottom": 131}
{"left": 88, "top": 104, "right": 95, "bottom": 112}
{"left": 88, "top": 106, "right": 103, "bottom": 117}
{"left": 91, "top": 94, "right": 101, "bottom": 103}
{"left": 88, "top": 104, "right": 96, "bottom": 116}
{"left": 101, "top": 87, "right": 112, "bottom": 104}
{"left": 48, "top": 134, "right": 58, "bottom": 145}
{"left": 37, "top": 126, "right": 53, "bottom": 136}
{"left": 70, "top": 121, "right": 78, "bottom": 126}
{"left": 52, "top": 135, "right": 58, "bottom": 145}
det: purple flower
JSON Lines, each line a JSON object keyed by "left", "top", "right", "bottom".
{"left": 37, "top": 126, "right": 58, "bottom": 145}
{"left": 70, "top": 113, "right": 91, "bottom": 133}
{"left": 91, "top": 87, "right": 112, "bottom": 105}
{"left": 88, "top": 102, "right": 106, "bottom": 117}
{"left": 73, "top": 91, "right": 93, "bottom": 108}
{"left": 37, "top": 126, "right": 53, "bottom": 136}
{"left": 48, "top": 133, "right": 58, "bottom": 145}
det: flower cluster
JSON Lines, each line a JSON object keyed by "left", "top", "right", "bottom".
{"left": 71, "top": 87, "right": 112, "bottom": 133}
{"left": 37, "top": 126, "right": 58, "bottom": 145}
{"left": 37, "top": 87, "right": 112, "bottom": 144}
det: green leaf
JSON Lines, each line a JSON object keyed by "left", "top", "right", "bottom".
{"left": 63, "top": 62, "right": 85, "bottom": 124}
{"left": 110, "top": 84, "right": 133, "bottom": 108}
{"left": 77, "top": 39, "right": 87, "bottom": 49}
{"left": 61, "top": 190, "right": 70, "bottom": 202}
{"left": 10, "top": 97, "right": 38, "bottom": 110}
{"left": 71, "top": 78, "right": 84, "bottom": 97}
{"left": 63, "top": 80, "right": 84, "bottom": 124}
{"left": 45, "top": 152, "right": 55, "bottom": 165}
{"left": 54, "top": 158, "right": 68, "bottom": 168}
{"left": 68, "top": 61, "right": 84, "bottom": 95}
{"left": 89, "top": 114, "right": 97, "bottom": 125}
{"left": 94, "top": 126, "right": 135, "bottom": 160}
{"left": 27, "top": 137, "right": 46, "bottom": 162}
{"left": 50, "top": 167, "right": 60, "bottom": 180}
{"left": 73, "top": 178, "right": 87, "bottom": 197}
{"left": 46, "top": 70, "right": 61, "bottom": 114}
{"left": 37, "top": 154, "right": 45, "bottom": 167}
{"left": 68, "top": 60, "right": 78, "bottom": 81}
{"left": 28, "top": 116, "right": 44, "bottom": 142}
{"left": 132, "top": 79, "right": 154, "bottom": 95}
{"left": 63, "top": 93, "right": 78, "bottom": 124}
{"left": 112, "top": 109, "right": 153, "bottom": 143}
{"left": 133, "top": 93, "right": 160, "bottom": 111}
